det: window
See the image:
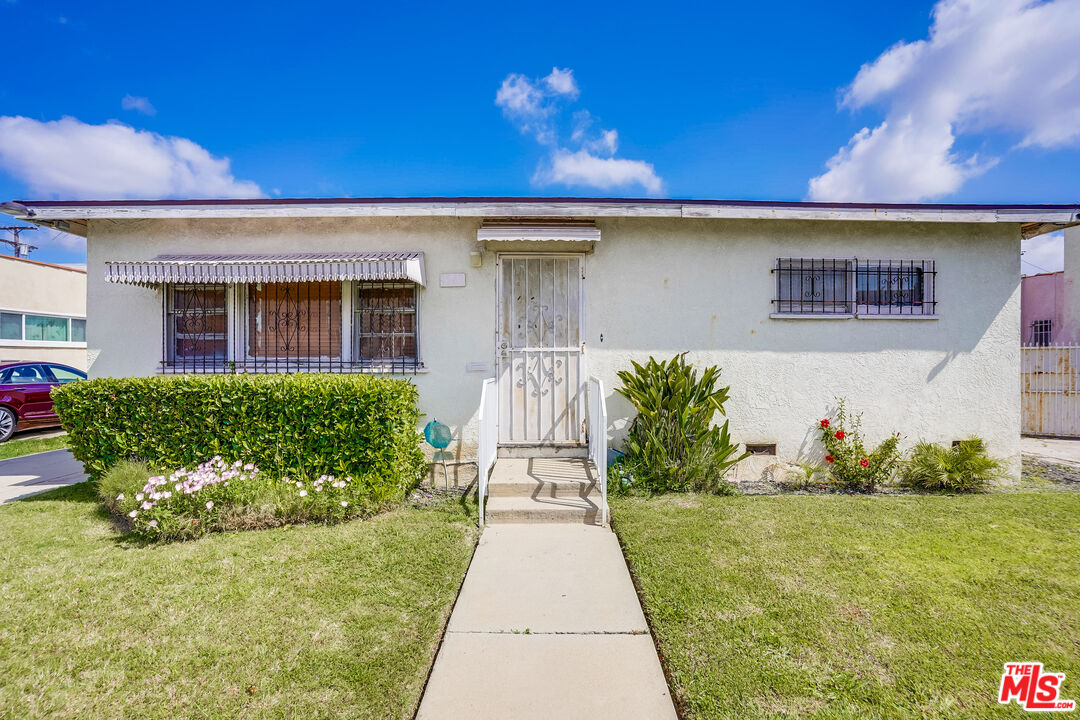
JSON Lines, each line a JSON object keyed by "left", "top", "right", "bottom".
{"left": 47, "top": 365, "right": 85, "bottom": 383}
{"left": 0, "top": 313, "right": 20, "bottom": 340}
{"left": 5, "top": 364, "right": 50, "bottom": 384}
{"left": 1032, "top": 319, "right": 1052, "bottom": 346}
{"left": 166, "top": 285, "right": 227, "bottom": 369}
{"left": 773, "top": 259, "right": 936, "bottom": 317}
{"left": 161, "top": 281, "right": 421, "bottom": 373}
{"left": 0, "top": 311, "right": 86, "bottom": 343}
{"left": 25, "top": 314, "right": 70, "bottom": 341}
{"left": 354, "top": 282, "right": 419, "bottom": 370}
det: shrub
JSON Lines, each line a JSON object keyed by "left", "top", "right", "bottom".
{"left": 900, "top": 437, "right": 1004, "bottom": 492}
{"left": 818, "top": 399, "right": 902, "bottom": 491}
{"left": 616, "top": 354, "right": 749, "bottom": 494}
{"left": 100, "top": 456, "right": 401, "bottom": 541}
{"left": 52, "top": 374, "right": 426, "bottom": 497}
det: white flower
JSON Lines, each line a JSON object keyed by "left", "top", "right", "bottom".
{"left": 295, "top": 481, "right": 303, "bottom": 489}
{"left": 116, "top": 493, "right": 125, "bottom": 501}
{"left": 298, "top": 490, "right": 308, "bottom": 497}
{"left": 135, "top": 493, "right": 144, "bottom": 502}
{"left": 128, "top": 510, "right": 138, "bottom": 518}
{"left": 148, "top": 520, "right": 158, "bottom": 528}
{"left": 205, "top": 501, "right": 214, "bottom": 510}
{"left": 141, "top": 501, "right": 152, "bottom": 510}
{"left": 341, "top": 501, "right": 348, "bottom": 507}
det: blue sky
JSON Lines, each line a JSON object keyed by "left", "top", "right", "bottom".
{"left": 1, "top": 0, "right": 1078, "bottom": 267}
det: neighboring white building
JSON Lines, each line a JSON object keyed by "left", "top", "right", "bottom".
{"left": 0, "top": 253, "right": 87, "bottom": 370}
{"left": 4, "top": 197, "right": 1078, "bottom": 480}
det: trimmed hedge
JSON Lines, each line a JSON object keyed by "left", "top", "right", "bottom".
{"left": 52, "top": 374, "right": 426, "bottom": 491}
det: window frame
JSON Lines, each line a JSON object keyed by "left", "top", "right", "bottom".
{"left": 0, "top": 308, "right": 88, "bottom": 347}
{"left": 352, "top": 281, "right": 423, "bottom": 371}
{"left": 1031, "top": 319, "right": 1053, "bottom": 346}
{"left": 771, "top": 258, "right": 938, "bottom": 319}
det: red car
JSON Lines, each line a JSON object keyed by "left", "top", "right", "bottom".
{"left": 0, "top": 361, "right": 86, "bottom": 442}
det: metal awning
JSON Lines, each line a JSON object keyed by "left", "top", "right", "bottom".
{"left": 477, "top": 224, "right": 601, "bottom": 243}
{"left": 104, "top": 252, "right": 425, "bottom": 286}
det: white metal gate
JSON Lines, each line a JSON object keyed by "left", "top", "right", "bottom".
{"left": 497, "top": 254, "right": 585, "bottom": 445}
{"left": 1022, "top": 345, "right": 1080, "bottom": 437}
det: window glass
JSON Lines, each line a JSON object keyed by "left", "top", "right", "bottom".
{"left": 24, "top": 315, "right": 70, "bottom": 342}
{"left": 775, "top": 259, "right": 851, "bottom": 314}
{"left": 7, "top": 364, "right": 50, "bottom": 384}
{"left": 71, "top": 318, "right": 86, "bottom": 343}
{"left": 48, "top": 365, "right": 85, "bottom": 383}
{"left": 0, "top": 312, "right": 21, "bottom": 340}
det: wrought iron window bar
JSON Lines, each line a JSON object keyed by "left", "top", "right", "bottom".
{"left": 772, "top": 258, "right": 937, "bottom": 316}
{"left": 161, "top": 281, "right": 421, "bottom": 374}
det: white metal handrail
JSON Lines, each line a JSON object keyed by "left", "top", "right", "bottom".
{"left": 476, "top": 377, "right": 498, "bottom": 525}
{"left": 587, "top": 376, "right": 609, "bottom": 526}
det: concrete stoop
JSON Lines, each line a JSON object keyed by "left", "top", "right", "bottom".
{"left": 485, "top": 457, "right": 603, "bottom": 525}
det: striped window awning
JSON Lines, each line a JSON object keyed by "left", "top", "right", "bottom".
{"left": 104, "top": 252, "right": 426, "bottom": 286}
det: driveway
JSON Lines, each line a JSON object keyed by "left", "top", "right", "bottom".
{"left": 1021, "top": 436, "right": 1080, "bottom": 468}
{"left": 0, "top": 449, "right": 88, "bottom": 502}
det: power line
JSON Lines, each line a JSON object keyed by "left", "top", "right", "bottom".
{"left": 0, "top": 226, "right": 38, "bottom": 258}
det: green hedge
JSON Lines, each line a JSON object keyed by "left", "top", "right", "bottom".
{"left": 52, "top": 374, "right": 426, "bottom": 490}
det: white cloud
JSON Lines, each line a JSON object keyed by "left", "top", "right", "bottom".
{"left": 0, "top": 116, "right": 263, "bottom": 200}
{"left": 810, "top": 0, "right": 1080, "bottom": 201}
{"left": 121, "top": 94, "right": 156, "bottom": 116}
{"left": 1022, "top": 230, "right": 1064, "bottom": 274}
{"left": 543, "top": 67, "right": 579, "bottom": 98}
{"left": 496, "top": 68, "right": 663, "bottom": 196}
{"left": 535, "top": 149, "right": 662, "bottom": 195}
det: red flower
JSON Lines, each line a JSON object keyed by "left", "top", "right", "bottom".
{"left": 820, "top": 419, "right": 830, "bottom": 428}
{"left": 834, "top": 430, "right": 845, "bottom": 440}
{"left": 825, "top": 455, "right": 835, "bottom": 463}
{"left": 859, "top": 458, "right": 869, "bottom": 467}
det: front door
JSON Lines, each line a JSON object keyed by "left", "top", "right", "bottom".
{"left": 497, "top": 254, "right": 585, "bottom": 446}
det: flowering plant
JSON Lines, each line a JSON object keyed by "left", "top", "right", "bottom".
{"left": 817, "top": 399, "right": 901, "bottom": 491}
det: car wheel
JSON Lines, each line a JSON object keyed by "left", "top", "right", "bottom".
{"left": 0, "top": 407, "right": 14, "bottom": 443}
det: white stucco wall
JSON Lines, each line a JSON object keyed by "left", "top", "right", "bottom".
{"left": 0, "top": 255, "right": 87, "bottom": 370}
{"left": 85, "top": 216, "right": 1021, "bottom": 478}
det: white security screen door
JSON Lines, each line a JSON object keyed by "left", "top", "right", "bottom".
{"left": 497, "top": 254, "right": 585, "bottom": 445}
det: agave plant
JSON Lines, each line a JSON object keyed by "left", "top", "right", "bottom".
{"left": 899, "top": 437, "right": 1004, "bottom": 492}
{"left": 616, "top": 354, "right": 749, "bottom": 494}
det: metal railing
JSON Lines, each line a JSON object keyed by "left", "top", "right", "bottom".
{"left": 587, "top": 376, "right": 609, "bottom": 526}
{"left": 476, "top": 377, "right": 498, "bottom": 525}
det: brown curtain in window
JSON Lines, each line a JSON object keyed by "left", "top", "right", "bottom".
{"left": 247, "top": 282, "right": 341, "bottom": 359}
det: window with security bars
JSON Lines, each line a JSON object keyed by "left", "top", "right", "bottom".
{"left": 354, "top": 282, "right": 420, "bottom": 370}
{"left": 162, "top": 281, "right": 421, "bottom": 373}
{"left": 165, "top": 285, "right": 227, "bottom": 369}
{"left": 1031, "top": 319, "right": 1052, "bottom": 346}
{"left": 773, "top": 259, "right": 937, "bottom": 316}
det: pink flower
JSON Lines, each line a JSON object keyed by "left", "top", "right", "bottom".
{"left": 140, "top": 501, "right": 152, "bottom": 510}
{"left": 205, "top": 501, "right": 214, "bottom": 510}
{"left": 116, "top": 493, "right": 125, "bottom": 501}
{"left": 128, "top": 510, "right": 138, "bottom": 518}
{"left": 299, "top": 490, "right": 308, "bottom": 497}
{"left": 148, "top": 520, "right": 158, "bottom": 528}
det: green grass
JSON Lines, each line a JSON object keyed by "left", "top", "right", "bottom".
{"left": 0, "top": 433, "right": 68, "bottom": 461}
{"left": 0, "top": 483, "right": 477, "bottom": 719}
{"left": 612, "top": 492, "right": 1080, "bottom": 719}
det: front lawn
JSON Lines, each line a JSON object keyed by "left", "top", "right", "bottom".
{"left": 0, "top": 483, "right": 477, "bottom": 719}
{"left": 0, "top": 432, "right": 68, "bottom": 461}
{"left": 613, "top": 492, "right": 1080, "bottom": 719}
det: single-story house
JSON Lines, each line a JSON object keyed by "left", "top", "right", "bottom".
{"left": 0, "top": 252, "right": 87, "bottom": 370}
{"left": 4, "top": 197, "right": 1078, "bottom": 482}
{"left": 1020, "top": 225, "right": 1080, "bottom": 346}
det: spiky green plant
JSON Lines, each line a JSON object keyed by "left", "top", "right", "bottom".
{"left": 899, "top": 437, "right": 1005, "bottom": 492}
{"left": 616, "top": 354, "right": 749, "bottom": 494}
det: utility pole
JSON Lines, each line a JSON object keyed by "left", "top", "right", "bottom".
{"left": 0, "top": 226, "right": 37, "bottom": 258}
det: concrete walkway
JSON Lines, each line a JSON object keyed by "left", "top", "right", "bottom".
{"left": 1021, "top": 436, "right": 1080, "bottom": 468}
{"left": 416, "top": 524, "right": 678, "bottom": 719}
{"left": 0, "top": 449, "right": 88, "bottom": 502}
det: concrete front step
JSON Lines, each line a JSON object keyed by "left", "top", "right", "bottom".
{"left": 485, "top": 495, "right": 601, "bottom": 525}
{"left": 487, "top": 477, "right": 598, "bottom": 498}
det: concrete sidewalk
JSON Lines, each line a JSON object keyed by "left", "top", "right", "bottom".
{"left": 0, "top": 449, "right": 88, "bottom": 503}
{"left": 416, "top": 524, "right": 678, "bottom": 720}
{"left": 1022, "top": 436, "right": 1080, "bottom": 468}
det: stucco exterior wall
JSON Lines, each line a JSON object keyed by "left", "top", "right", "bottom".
{"left": 0, "top": 255, "right": 87, "bottom": 369}
{"left": 85, "top": 216, "right": 1021, "bottom": 477}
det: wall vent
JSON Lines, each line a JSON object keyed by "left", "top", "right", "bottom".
{"left": 745, "top": 443, "right": 777, "bottom": 456}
